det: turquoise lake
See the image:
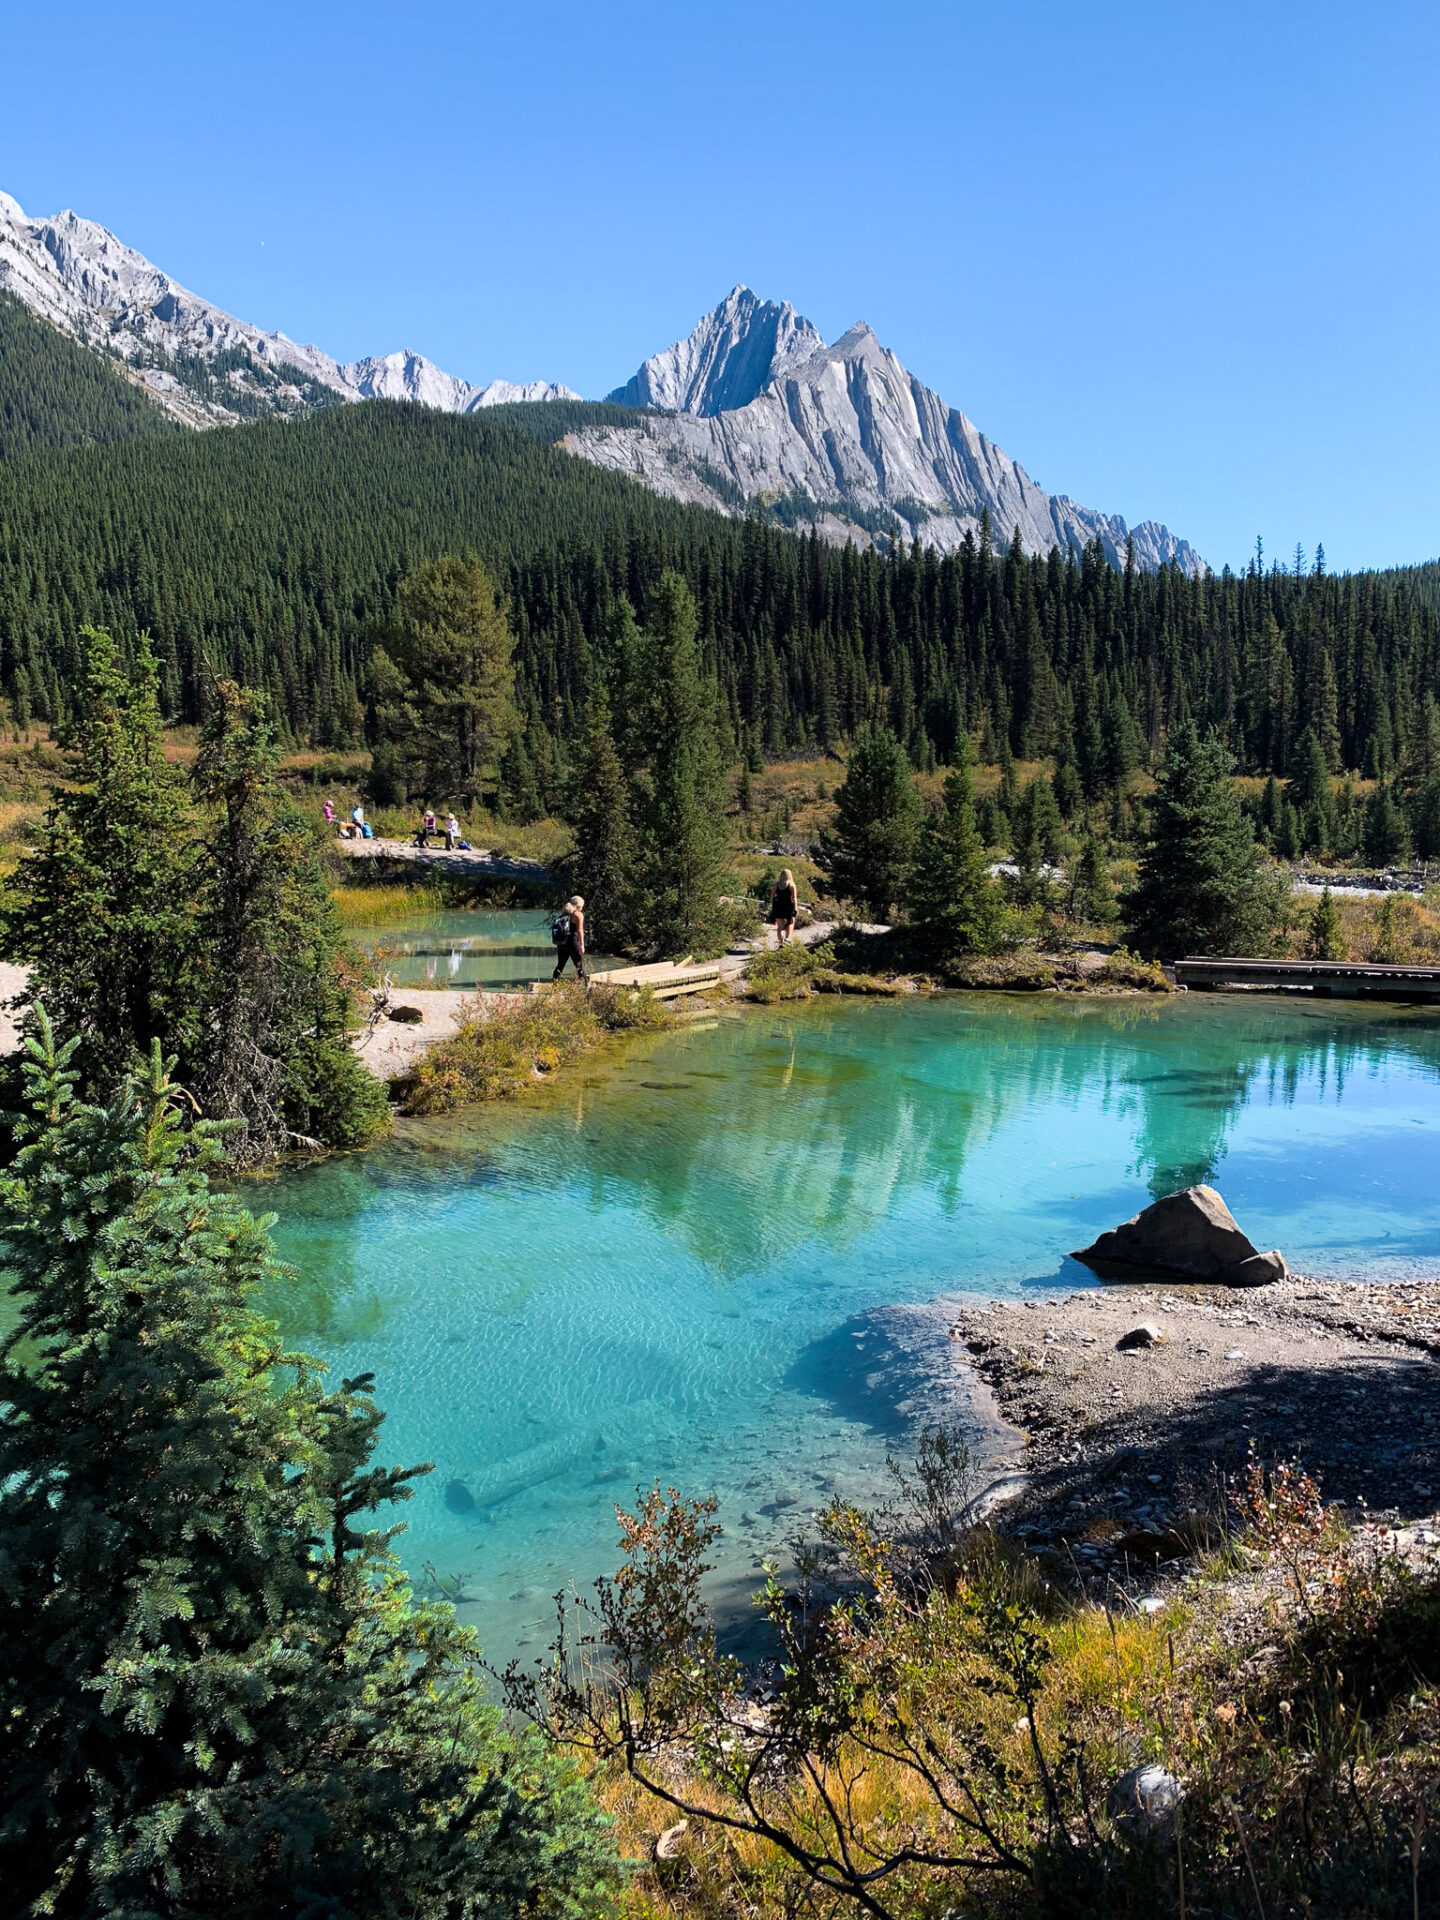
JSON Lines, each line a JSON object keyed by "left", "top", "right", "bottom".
{"left": 267, "top": 990, "right": 1440, "bottom": 1661}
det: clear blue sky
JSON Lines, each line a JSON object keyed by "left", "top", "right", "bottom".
{"left": 4, "top": 0, "right": 1437, "bottom": 573}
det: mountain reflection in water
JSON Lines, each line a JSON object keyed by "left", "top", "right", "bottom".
{"left": 266, "top": 994, "right": 1440, "bottom": 1661}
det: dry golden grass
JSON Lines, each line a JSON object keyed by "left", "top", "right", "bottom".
{"left": 399, "top": 981, "right": 664, "bottom": 1113}
{"left": 330, "top": 881, "right": 447, "bottom": 928}
{"left": 1283, "top": 887, "right": 1440, "bottom": 963}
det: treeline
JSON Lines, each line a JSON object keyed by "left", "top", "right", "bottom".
{"left": 2, "top": 397, "right": 1440, "bottom": 811}
{"left": 0, "top": 291, "right": 178, "bottom": 458}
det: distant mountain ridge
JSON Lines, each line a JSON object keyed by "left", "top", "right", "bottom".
{"left": 0, "top": 187, "right": 1202, "bottom": 571}
{"left": 581, "top": 290, "right": 1204, "bottom": 574}
{"left": 0, "top": 191, "right": 576, "bottom": 428}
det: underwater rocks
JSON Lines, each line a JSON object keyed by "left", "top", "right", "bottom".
{"left": 1073, "top": 1185, "right": 1288, "bottom": 1288}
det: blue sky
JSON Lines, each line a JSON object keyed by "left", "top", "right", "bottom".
{"left": 4, "top": 0, "right": 1438, "bottom": 573}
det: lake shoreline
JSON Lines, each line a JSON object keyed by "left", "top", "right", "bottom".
{"left": 923, "top": 1275, "right": 1440, "bottom": 1589}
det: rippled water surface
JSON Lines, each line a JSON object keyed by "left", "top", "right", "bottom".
{"left": 268, "top": 993, "right": 1440, "bottom": 1658}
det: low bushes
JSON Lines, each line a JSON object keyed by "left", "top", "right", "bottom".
{"left": 527, "top": 1447, "right": 1440, "bottom": 1920}
{"left": 399, "top": 981, "right": 665, "bottom": 1113}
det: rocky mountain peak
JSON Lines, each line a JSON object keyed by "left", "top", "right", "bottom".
{"left": 0, "top": 188, "right": 574, "bottom": 428}
{"left": 578, "top": 290, "right": 1206, "bottom": 574}
{"left": 606, "top": 285, "right": 826, "bottom": 416}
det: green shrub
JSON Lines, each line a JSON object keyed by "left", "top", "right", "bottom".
{"left": 401, "top": 983, "right": 664, "bottom": 1112}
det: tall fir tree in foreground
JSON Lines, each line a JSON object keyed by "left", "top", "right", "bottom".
{"left": 816, "top": 724, "right": 921, "bottom": 921}
{"left": 623, "top": 573, "right": 731, "bottom": 956}
{"left": 1123, "top": 721, "right": 1277, "bottom": 958}
{"left": 907, "top": 754, "right": 1007, "bottom": 961}
{"left": 0, "top": 1017, "right": 619, "bottom": 1920}
{"left": 3, "top": 627, "right": 203, "bottom": 1088}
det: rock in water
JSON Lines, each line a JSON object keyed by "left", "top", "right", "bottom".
{"left": 1073, "top": 1185, "right": 1287, "bottom": 1287}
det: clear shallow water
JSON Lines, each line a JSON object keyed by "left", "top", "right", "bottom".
{"left": 351, "top": 909, "right": 625, "bottom": 991}
{"left": 267, "top": 993, "right": 1440, "bottom": 1661}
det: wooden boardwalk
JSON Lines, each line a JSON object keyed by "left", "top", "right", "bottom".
{"left": 1174, "top": 957, "right": 1440, "bottom": 1002}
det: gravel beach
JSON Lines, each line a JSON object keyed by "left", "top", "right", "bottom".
{"left": 931, "top": 1277, "right": 1440, "bottom": 1589}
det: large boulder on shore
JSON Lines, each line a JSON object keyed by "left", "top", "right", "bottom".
{"left": 1072, "top": 1185, "right": 1287, "bottom": 1287}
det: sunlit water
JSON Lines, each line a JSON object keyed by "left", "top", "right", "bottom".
{"left": 351, "top": 909, "right": 625, "bottom": 991}
{"left": 267, "top": 993, "right": 1440, "bottom": 1662}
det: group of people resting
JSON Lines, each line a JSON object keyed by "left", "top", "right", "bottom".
{"left": 321, "top": 801, "right": 471, "bottom": 851}
{"left": 413, "top": 807, "right": 468, "bottom": 851}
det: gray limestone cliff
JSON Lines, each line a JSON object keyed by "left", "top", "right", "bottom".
{"left": 586, "top": 291, "right": 1204, "bottom": 573}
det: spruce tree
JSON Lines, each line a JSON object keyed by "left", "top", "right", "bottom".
{"left": 0, "top": 1018, "right": 619, "bottom": 1920}
{"left": 1123, "top": 721, "right": 1276, "bottom": 959}
{"left": 907, "top": 759, "right": 1007, "bottom": 961}
{"left": 1305, "top": 885, "right": 1345, "bottom": 960}
{"left": 564, "top": 690, "right": 638, "bottom": 952}
{"left": 816, "top": 725, "right": 921, "bottom": 921}
{"left": 1070, "top": 835, "right": 1118, "bottom": 928}
{"left": 1363, "top": 783, "right": 1410, "bottom": 866}
{"left": 3, "top": 627, "right": 204, "bottom": 1087}
{"left": 371, "top": 556, "right": 517, "bottom": 806}
{"left": 1287, "top": 727, "right": 1334, "bottom": 851}
{"left": 190, "top": 680, "right": 389, "bottom": 1161}
{"left": 627, "top": 572, "right": 730, "bottom": 956}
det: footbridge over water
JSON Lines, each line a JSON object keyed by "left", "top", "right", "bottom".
{"left": 1174, "top": 958, "right": 1440, "bottom": 1003}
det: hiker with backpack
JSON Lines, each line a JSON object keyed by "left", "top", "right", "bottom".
{"left": 551, "top": 896, "right": 587, "bottom": 983}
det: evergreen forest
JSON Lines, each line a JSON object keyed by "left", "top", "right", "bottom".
{"left": 0, "top": 292, "right": 180, "bottom": 459}
{"left": 0, "top": 396, "right": 1437, "bottom": 829}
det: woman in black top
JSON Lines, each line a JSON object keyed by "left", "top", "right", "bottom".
{"left": 768, "top": 868, "right": 798, "bottom": 945}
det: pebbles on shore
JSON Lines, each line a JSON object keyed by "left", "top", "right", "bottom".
{"left": 944, "top": 1277, "right": 1440, "bottom": 1594}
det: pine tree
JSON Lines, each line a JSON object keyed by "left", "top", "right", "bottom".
{"left": 1305, "top": 885, "right": 1345, "bottom": 959}
{"left": 3, "top": 627, "right": 204, "bottom": 1087}
{"left": 1123, "top": 721, "right": 1277, "bottom": 959}
{"left": 907, "top": 758, "right": 1007, "bottom": 961}
{"left": 1287, "top": 727, "right": 1334, "bottom": 851}
{"left": 190, "top": 680, "right": 388, "bottom": 1161}
{"left": 1070, "top": 835, "right": 1118, "bottom": 928}
{"left": 0, "top": 1017, "right": 619, "bottom": 1919}
{"left": 1363, "top": 783, "right": 1410, "bottom": 866}
{"left": 816, "top": 725, "right": 921, "bottom": 920}
{"left": 627, "top": 573, "right": 730, "bottom": 956}
{"left": 564, "top": 691, "right": 638, "bottom": 952}
{"left": 1052, "top": 758, "right": 1083, "bottom": 822}
{"left": 371, "top": 556, "right": 518, "bottom": 806}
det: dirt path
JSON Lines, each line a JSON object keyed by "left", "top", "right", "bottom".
{"left": 933, "top": 1277, "right": 1440, "bottom": 1588}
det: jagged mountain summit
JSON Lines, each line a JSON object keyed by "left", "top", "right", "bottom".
{"left": 582, "top": 289, "right": 1204, "bottom": 573}
{"left": 0, "top": 186, "right": 1202, "bottom": 572}
{"left": 0, "top": 190, "right": 575, "bottom": 427}
{"left": 605, "top": 285, "right": 825, "bottom": 415}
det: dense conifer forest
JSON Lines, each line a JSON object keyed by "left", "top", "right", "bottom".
{"left": 1, "top": 387, "right": 1438, "bottom": 811}
{"left": 0, "top": 292, "right": 179, "bottom": 458}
